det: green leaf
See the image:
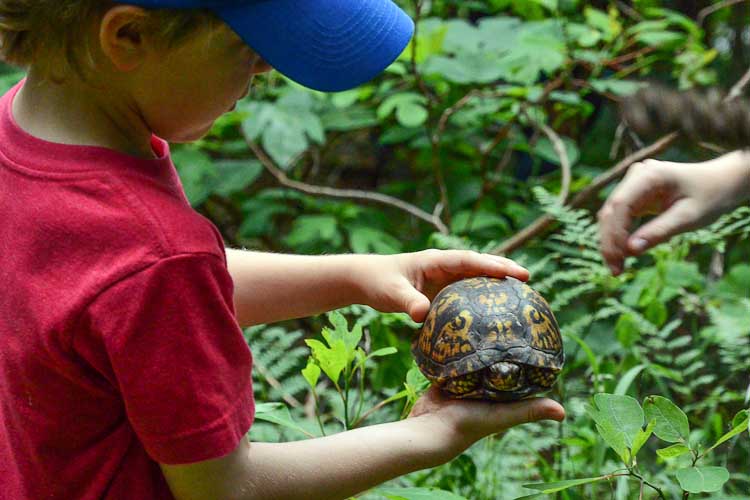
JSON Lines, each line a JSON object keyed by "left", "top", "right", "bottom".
{"left": 584, "top": 7, "right": 622, "bottom": 42}
{"left": 348, "top": 226, "right": 402, "bottom": 254}
{"left": 590, "top": 79, "right": 645, "bottom": 96}
{"left": 209, "top": 160, "right": 263, "bottom": 197}
{"left": 301, "top": 359, "right": 321, "bottom": 390}
{"left": 523, "top": 476, "right": 608, "bottom": 493}
{"left": 614, "top": 364, "right": 647, "bottom": 396}
{"left": 396, "top": 102, "right": 429, "bottom": 128}
{"left": 632, "top": 419, "right": 656, "bottom": 457}
{"left": 172, "top": 147, "right": 218, "bottom": 206}
{"left": 254, "top": 403, "right": 315, "bottom": 438}
{"left": 304, "top": 338, "right": 348, "bottom": 384}
{"left": 656, "top": 443, "right": 691, "bottom": 459}
{"left": 532, "top": 136, "right": 580, "bottom": 166}
{"left": 325, "top": 311, "right": 363, "bottom": 355}
{"left": 644, "top": 395, "right": 690, "bottom": 443}
{"left": 368, "top": 347, "right": 398, "bottom": 359}
{"left": 586, "top": 393, "right": 644, "bottom": 464}
{"left": 284, "top": 215, "right": 342, "bottom": 249}
{"left": 376, "top": 486, "right": 468, "bottom": 500}
{"left": 675, "top": 467, "right": 729, "bottom": 493}
{"left": 705, "top": 409, "right": 749, "bottom": 454}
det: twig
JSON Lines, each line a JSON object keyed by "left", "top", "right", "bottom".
{"left": 616, "top": 0, "right": 643, "bottom": 21}
{"left": 245, "top": 139, "right": 450, "bottom": 234}
{"left": 698, "top": 141, "right": 729, "bottom": 155}
{"left": 491, "top": 133, "right": 678, "bottom": 255}
{"left": 610, "top": 122, "right": 626, "bottom": 160}
{"left": 254, "top": 362, "right": 303, "bottom": 408}
{"left": 727, "top": 65, "right": 750, "bottom": 102}
{"left": 697, "top": 0, "right": 749, "bottom": 27}
{"left": 531, "top": 117, "right": 572, "bottom": 205}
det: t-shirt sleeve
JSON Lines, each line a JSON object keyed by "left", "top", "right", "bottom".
{"left": 80, "top": 253, "right": 255, "bottom": 465}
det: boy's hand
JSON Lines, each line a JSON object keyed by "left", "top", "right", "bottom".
{"left": 409, "top": 386, "right": 565, "bottom": 460}
{"left": 355, "top": 250, "right": 529, "bottom": 323}
{"left": 598, "top": 152, "right": 750, "bottom": 275}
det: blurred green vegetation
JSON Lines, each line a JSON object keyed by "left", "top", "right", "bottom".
{"left": 191, "top": 1, "right": 750, "bottom": 498}
{"left": 4, "top": 0, "right": 748, "bottom": 498}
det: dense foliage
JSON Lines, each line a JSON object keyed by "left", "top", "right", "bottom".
{"left": 169, "top": 1, "right": 750, "bottom": 498}
{"left": 5, "top": 0, "right": 748, "bottom": 498}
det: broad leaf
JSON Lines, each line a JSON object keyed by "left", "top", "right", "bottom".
{"left": 644, "top": 395, "right": 690, "bottom": 443}
{"left": 656, "top": 443, "right": 691, "bottom": 459}
{"left": 586, "top": 394, "right": 644, "bottom": 464}
{"left": 675, "top": 467, "right": 729, "bottom": 493}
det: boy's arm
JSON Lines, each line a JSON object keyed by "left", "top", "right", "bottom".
{"left": 225, "top": 249, "right": 529, "bottom": 327}
{"left": 225, "top": 250, "right": 364, "bottom": 327}
{"left": 160, "top": 389, "right": 564, "bottom": 500}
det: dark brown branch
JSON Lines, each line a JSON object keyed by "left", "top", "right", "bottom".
{"left": 697, "top": 0, "right": 749, "bottom": 26}
{"left": 491, "top": 133, "right": 679, "bottom": 255}
{"left": 245, "top": 139, "right": 449, "bottom": 234}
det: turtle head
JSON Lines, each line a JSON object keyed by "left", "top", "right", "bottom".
{"left": 485, "top": 361, "right": 524, "bottom": 392}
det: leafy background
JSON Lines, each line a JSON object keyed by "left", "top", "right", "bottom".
{"left": 192, "top": 0, "right": 750, "bottom": 498}
{"left": 5, "top": 0, "right": 749, "bottom": 498}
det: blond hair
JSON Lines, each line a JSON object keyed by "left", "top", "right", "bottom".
{"left": 0, "top": 1, "right": 217, "bottom": 79}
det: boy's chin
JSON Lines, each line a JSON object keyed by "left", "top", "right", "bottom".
{"left": 165, "top": 123, "right": 215, "bottom": 143}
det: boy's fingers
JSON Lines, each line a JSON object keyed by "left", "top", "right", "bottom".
{"left": 438, "top": 251, "right": 529, "bottom": 280}
{"left": 489, "top": 398, "right": 565, "bottom": 429}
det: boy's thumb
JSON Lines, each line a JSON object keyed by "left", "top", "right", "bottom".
{"left": 403, "top": 289, "right": 431, "bottom": 323}
{"left": 493, "top": 398, "right": 566, "bottom": 428}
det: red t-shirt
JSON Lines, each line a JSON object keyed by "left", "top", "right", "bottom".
{"left": 0, "top": 82, "right": 255, "bottom": 499}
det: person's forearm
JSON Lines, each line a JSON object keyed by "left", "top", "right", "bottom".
{"left": 225, "top": 249, "right": 367, "bottom": 327}
{"left": 163, "top": 416, "right": 457, "bottom": 500}
{"left": 238, "top": 417, "right": 452, "bottom": 500}
{"left": 716, "top": 149, "right": 750, "bottom": 206}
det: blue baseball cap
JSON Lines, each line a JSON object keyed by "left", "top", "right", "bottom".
{"left": 125, "top": 0, "right": 414, "bottom": 92}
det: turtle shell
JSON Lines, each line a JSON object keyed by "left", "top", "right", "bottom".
{"left": 412, "top": 276, "right": 564, "bottom": 401}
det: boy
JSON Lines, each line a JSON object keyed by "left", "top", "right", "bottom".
{"left": 0, "top": 1, "right": 565, "bottom": 499}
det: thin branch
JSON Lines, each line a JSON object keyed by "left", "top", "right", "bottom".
{"left": 616, "top": 0, "right": 643, "bottom": 21}
{"left": 491, "top": 133, "right": 678, "bottom": 255}
{"left": 245, "top": 139, "right": 449, "bottom": 234}
{"left": 697, "top": 0, "right": 749, "bottom": 27}
{"left": 727, "top": 65, "right": 750, "bottom": 102}
{"left": 253, "top": 362, "right": 303, "bottom": 408}
{"left": 531, "top": 117, "right": 572, "bottom": 205}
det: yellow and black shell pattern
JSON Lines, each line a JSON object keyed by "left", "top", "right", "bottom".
{"left": 412, "top": 276, "right": 564, "bottom": 401}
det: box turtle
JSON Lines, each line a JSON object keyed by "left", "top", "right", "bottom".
{"left": 412, "top": 276, "right": 564, "bottom": 402}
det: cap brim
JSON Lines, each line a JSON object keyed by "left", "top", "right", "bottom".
{"left": 216, "top": 0, "right": 414, "bottom": 92}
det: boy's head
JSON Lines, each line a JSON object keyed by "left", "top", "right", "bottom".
{"left": 0, "top": 0, "right": 413, "bottom": 143}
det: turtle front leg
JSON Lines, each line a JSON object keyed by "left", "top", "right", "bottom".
{"left": 442, "top": 372, "right": 481, "bottom": 397}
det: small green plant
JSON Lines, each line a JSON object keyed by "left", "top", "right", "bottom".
{"left": 524, "top": 393, "right": 749, "bottom": 498}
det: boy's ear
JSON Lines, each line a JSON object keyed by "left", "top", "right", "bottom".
{"left": 99, "top": 6, "right": 150, "bottom": 72}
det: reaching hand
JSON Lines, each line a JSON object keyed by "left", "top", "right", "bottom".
{"left": 598, "top": 152, "right": 750, "bottom": 275}
{"left": 409, "top": 386, "right": 565, "bottom": 458}
{"left": 357, "top": 250, "right": 529, "bottom": 323}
